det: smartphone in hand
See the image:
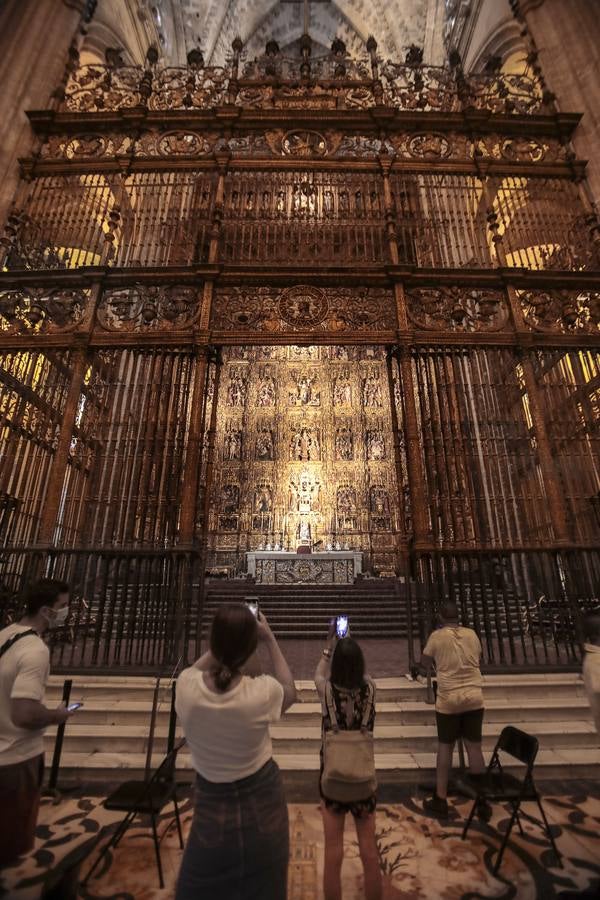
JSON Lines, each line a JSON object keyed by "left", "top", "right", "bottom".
{"left": 245, "top": 599, "right": 259, "bottom": 618}
{"left": 335, "top": 615, "right": 349, "bottom": 639}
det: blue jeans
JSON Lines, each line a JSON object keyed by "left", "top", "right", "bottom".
{"left": 175, "top": 758, "right": 289, "bottom": 900}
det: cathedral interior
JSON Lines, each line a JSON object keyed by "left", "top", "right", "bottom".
{"left": 1, "top": 3, "right": 600, "bottom": 899}
{"left": 0, "top": 0, "right": 599, "bottom": 674}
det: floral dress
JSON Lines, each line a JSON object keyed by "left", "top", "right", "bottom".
{"left": 319, "top": 678, "right": 377, "bottom": 818}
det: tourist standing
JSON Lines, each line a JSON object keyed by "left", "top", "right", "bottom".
{"left": 582, "top": 612, "right": 600, "bottom": 738}
{"left": 0, "top": 579, "right": 73, "bottom": 867}
{"left": 416, "top": 600, "right": 487, "bottom": 817}
{"left": 315, "top": 625, "right": 382, "bottom": 900}
{"left": 175, "top": 604, "right": 296, "bottom": 900}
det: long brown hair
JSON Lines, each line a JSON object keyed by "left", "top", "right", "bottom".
{"left": 210, "top": 604, "right": 258, "bottom": 692}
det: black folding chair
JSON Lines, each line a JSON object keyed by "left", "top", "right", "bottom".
{"left": 461, "top": 725, "right": 562, "bottom": 874}
{"left": 82, "top": 738, "right": 185, "bottom": 889}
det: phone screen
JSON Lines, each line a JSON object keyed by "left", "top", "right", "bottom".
{"left": 336, "top": 615, "right": 349, "bottom": 639}
{"left": 246, "top": 601, "right": 259, "bottom": 618}
{"left": 67, "top": 702, "right": 83, "bottom": 712}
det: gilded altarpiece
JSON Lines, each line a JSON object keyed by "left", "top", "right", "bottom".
{"left": 208, "top": 344, "right": 404, "bottom": 575}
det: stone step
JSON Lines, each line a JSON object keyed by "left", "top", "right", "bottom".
{"left": 41, "top": 697, "right": 595, "bottom": 728}
{"left": 44, "top": 718, "right": 597, "bottom": 756}
{"left": 46, "top": 674, "right": 588, "bottom": 704}
{"left": 55, "top": 745, "right": 600, "bottom": 785}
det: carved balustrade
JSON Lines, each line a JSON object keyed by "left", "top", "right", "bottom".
{"left": 58, "top": 53, "right": 546, "bottom": 115}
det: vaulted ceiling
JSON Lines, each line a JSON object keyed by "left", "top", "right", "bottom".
{"left": 85, "top": 0, "right": 447, "bottom": 67}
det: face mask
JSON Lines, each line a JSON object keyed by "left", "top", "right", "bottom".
{"left": 45, "top": 606, "right": 69, "bottom": 628}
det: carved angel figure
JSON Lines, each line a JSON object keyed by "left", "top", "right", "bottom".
{"left": 366, "top": 430, "right": 385, "bottom": 460}
{"left": 224, "top": 429, "right": 242, "bottom": 460}
{"left": 227, "top": 370, "right": 247, "bottom": 406}
{"left": 256, "top": 428, "right": 274, "bottom": 461}
{"left": 257, "top": 375, "right": 276, "bottom": 406}
{"left": 333, "top": 371, "right": 352, "bottom": 405}
{"left": 362, "top": 372, "right": 382, "bottom": 407}
{"left": 335, "top": 427, "right": 353, "bottom": 461}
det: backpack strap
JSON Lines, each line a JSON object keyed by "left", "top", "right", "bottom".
{"left": 324, "top": 681, "right": 340, "bottom": 733}
{"left": 0, "top": 629, "right": 38, "bottom": 661}
{"left": 360, "top": 681, "right": 375, "bottom": 733}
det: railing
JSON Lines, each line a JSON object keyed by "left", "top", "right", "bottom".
{"left": 4, "top": 173, "right": 597, "bottom": 274}
{"left": 406, "top": 548, "right": 600, "bottom": 669}
{"left": 58, "top": 49, "right": 547, "bottom": 116}
{"left": 0, "top": 548, "right": 201, "bottom": 672}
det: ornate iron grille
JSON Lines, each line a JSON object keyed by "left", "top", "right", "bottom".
{"left": 220, "top": 170, "right": 388, "bottom": 264}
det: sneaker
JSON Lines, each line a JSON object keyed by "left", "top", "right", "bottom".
{"left": 423, "top": 794, "right": 449, "bottom": 818}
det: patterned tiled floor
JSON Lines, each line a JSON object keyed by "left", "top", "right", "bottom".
{"left": 2, "top": 784, "right": 599, "bottom": 899}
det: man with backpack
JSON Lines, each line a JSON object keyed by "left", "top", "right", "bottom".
{"left": 416, "top": 599, "right": 487, "bottom": 818}
{"left": 0, "top": 579, "right": 74, "bottom": 867}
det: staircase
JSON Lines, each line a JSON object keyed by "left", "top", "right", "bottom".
{"left": 45, "top": 673, "right": 600, "bottom": 786}
{"left": 204, "top": 579, "right": 409, "bottom": 639}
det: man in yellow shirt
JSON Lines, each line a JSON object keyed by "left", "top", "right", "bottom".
{"left": 416, "top": 600, "right": 486, "bottom": 818}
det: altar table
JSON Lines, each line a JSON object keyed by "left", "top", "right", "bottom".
{"left": 246, "top": 551, "right": 363, "bottom": 584}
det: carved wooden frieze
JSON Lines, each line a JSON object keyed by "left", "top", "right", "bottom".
{"left": 473, "top": 135, "right": 569, "bottom": 164}
{"left": 407, "top": 287, "right": 509, "bottom": 332}
{"left": 0, "top": 287, "right": 89, "bottom": 333}
{"left": 519, "top": 289, "right": 600, "bottom": 334}
{"left": 211, "top": 285, "right": 396, "bottom": 333}
{"left": 97, "top": 284, "right": 201, "bottom": 331}
{"left": 38, "top": 128, "right": 570, "bottom": 169}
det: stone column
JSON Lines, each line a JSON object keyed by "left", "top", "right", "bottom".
{"left": 513, "top": 0, "right": 600, "bottom": 205}
{"left": 0, "top": 0, "right": 92, "bottom": 227}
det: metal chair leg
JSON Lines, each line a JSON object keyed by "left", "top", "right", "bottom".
{"left": 173, "top": 792, "right": 184, "bottom": 849}
{"left": 150, "top": 813, "right": 165, "bottom": 889}
{"left": 535, "top": 794, "right": 562, "bottom": 867}
{"left": 493, "top": 803, "right": 520, "bottom": 875}
{"left": 82, "top": 812, "right": 134, "bottom": 885}
{"left": 461, "top": 799, "right": 478, "bottom": 840}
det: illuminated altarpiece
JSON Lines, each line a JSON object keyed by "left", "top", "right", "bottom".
{"left": 0, "top": 22, "right": 599, "bottom": 669}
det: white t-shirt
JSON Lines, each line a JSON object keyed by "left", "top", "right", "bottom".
{"left": 176, "top": 668, "right": 284, "bottom": 782}
{"left": 423, "top": 625, "right": 484, "bottom": 714}
{"left": 0, "top": 624, "right": 50, "bottom": 766}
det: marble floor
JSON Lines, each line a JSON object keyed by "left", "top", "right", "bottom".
{"left": 1, "top": 782, "right": 599, "bottom": 899}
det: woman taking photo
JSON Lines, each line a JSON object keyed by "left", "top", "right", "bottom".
{"left": 315, "top": 623, "right": 382, "bottom": 900}
{"left": 175, "top": 604, "right": 297, "bottom": 900}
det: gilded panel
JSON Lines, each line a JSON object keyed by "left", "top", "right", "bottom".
{"left": 0, "top": 287, "right": 90, "bottom": 334}
{"left": 212, "top": 285, "right": 396, "bottom": 334}
{"left": 519, "top": 289, "right": 600, "bottom": 334}
{"left": 406, "top": 287, "right": 509, "bottom": 332}
{"left": 97, "top": 284, "right": 201, "bottom": 332}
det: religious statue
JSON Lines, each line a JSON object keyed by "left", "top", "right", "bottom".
{"left": 366, "top": 430, "right": 385, "bottom": 460}
{"left": 335, "top": 427, "right": 353, "bottom": 461}
{"left": 290, "top": 427, "right": 320, "bottom": 461}
{"left": 333, "top": 371, "right": 352, "bottom": 405}
{"left": 257, "top": 373, "right": 276, "bottom": 406}
{"left": 290, "top": 471, "right": 320, "bottom": 513}
{"left": 337, "top": 486, "right": 357, "bottom": 514}
{"left": 256, "top": 427, "right": 274, "bottom": 461}
{"left": 224, "top": 429, "right": 242, "bottom": 461}
{"left": 298, "top": 519, "right": 311, "bottom": 543}
{"left": 227, "top": 369, "right": 248, "bottom": 406}
{"left": 221, "top": 483, "right": 240, "bottom": 515}
{"left": 254, "top": 485, "right": 272, "bottom": 514}
{"left": 289, "top": 371, "right": 320, "bottom": 406}
{"left": 362, "top": 372, "right": 382, "bottom": 407}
